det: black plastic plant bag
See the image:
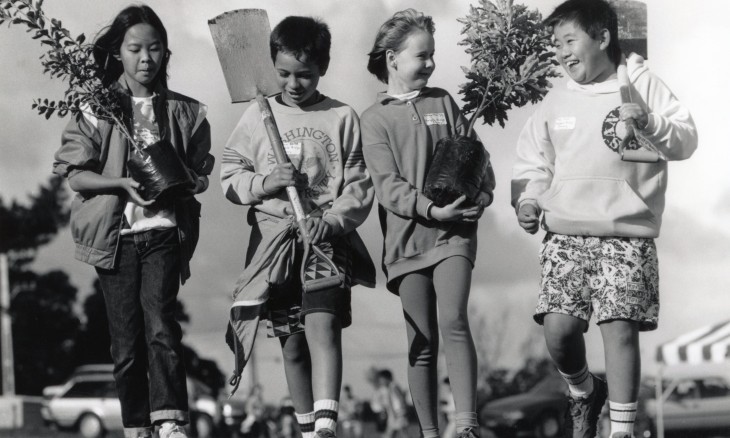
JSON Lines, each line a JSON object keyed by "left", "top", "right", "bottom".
{"left": 127, "top": 140, "right": 195, "bottom": 201}
{"left": 424, "top": 135, "right": 488, "bottom": 207}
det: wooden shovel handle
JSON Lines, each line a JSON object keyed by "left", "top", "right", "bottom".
{"left": 255, "top": 95, "right": 310, "bottom": 243}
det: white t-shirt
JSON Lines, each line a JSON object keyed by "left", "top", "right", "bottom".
{"left": 121, "top": 95, "right": 176, "bottom": 235}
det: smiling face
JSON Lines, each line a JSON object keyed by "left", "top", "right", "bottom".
{"left": 274, "top": 51, "right": 323, "bottom": 107}
{"left": 387, "top": 30, "right": 435, "bottom": 94}
{"left": 552, "top": 20, "right": 615, "bottom": 85}
{"left": 115, "top": 23, "right": 164, "bottom": 97}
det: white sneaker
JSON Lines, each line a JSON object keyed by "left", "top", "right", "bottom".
{"left": 159, "top": 422, "right": 188, "bottom": 438}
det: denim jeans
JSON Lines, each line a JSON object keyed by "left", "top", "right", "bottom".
{"left": 96, "top": 227, "right": 189, "bottom": 437}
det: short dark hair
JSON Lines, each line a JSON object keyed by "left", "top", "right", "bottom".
{"left": 367, "top": 9, "right": 435, "bottom": 84}
{"left": 544, "top": 0, "right": 621, "bottom": 66}
{"left": 270, "top": 16, "right": 331, "bottom": 73}
{"left": 93, "top": 5, "right": 170, "bottom": 88}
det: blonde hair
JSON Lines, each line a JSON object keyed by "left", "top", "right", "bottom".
{"left": 367, "top": 9, "right": 435, "bottom": 83}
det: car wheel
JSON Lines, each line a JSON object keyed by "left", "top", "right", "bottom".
{"left": 194, "top": 413, "right": 215, "bottom": 438}
{"left": 534, "top": 410, "right": 562, "bottom": 438}
{"left": 78, "top": 413, "right": 105, "bottom": 438}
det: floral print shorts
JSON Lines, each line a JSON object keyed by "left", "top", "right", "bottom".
{"left": 535, "top": 233, "right": 659, "bottom": 331}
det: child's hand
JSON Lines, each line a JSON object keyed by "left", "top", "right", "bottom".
{"left": 517, "top": 203, "right": 540, "bottom": 234}
{"left": 620, "top": 103, "right": 649, "bottom": 131}
{"left": 120, "top": 178, "right": 154, "bottom": 207}
{"left": 302, "top": 216, "right": 332, "bottom": 245}
{"left": 431, "top": 195, "right": 481, "bottom": 222}
{"left": 263, "top": 163, "right": 308, "bottom": 194}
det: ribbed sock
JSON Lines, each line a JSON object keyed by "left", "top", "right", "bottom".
{"left": 455, "top": 411, "right": 479, "bottom": 434}
{"left": 295, "top": 411, "right": 315, "bottom": 438}
{"left": 314, "top": 399, "right": 339, "bottom": 433}
{"left": 609, "top": 400, "right": 637, "bottom": 436}
{"left": 559, "top": 365, "right": 594, "bottom": 398}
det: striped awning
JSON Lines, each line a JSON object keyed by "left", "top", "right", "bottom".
{"left": 656, "top": 320, "right": 730, "bottom": 365}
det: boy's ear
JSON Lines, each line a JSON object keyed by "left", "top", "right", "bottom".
{"left": 598, "top": 28, "right": 611, "bottom": 51}
{"left": 319, "top": 61, "right": 329, "bottom": 77}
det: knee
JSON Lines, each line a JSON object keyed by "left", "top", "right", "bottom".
{"left": 304, "top": 313, "right": 340, "bottom": 347}
{"left": 280, "top": 335, "right": 310, "bottom": 365}
{"left": 602, "top": 321, "right": 639, "bottom": 349}
{"left": 146, "top": 315, "right": 183, "bottom": 349}
{"left": 439, "top": 309, "right": 470, "bottom": 341}
{"left": 544, "top": 320, "right": 583, "bottom": 352}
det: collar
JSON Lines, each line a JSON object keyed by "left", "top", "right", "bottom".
{"left": 376, "top": 86, "right": 434, "bottom": 104}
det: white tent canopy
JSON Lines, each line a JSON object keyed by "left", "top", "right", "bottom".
{"left": 656, "top": 319, "right": 730, "bottom": 366}
{"left": 652, "top": 319, "right": 730, "bottom": 438}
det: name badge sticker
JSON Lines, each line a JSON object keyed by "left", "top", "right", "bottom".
{"left": 554, "top": 116, "right": 576, "bottom": 130}
{"left": 424, "top": 113, "right": 447, "bottom": 126}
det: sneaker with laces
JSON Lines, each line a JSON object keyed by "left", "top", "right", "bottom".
{"left": 456, "top": 427, "right": 480, "bottom": 438}
{"left": 159, "top": 422, "right": 187, "bottom": 438}
{"left": 563, "top": 374, "right": 608, "bottom": 438}
{"left": 315, "top": 428, "right": 337, "bottom": 438}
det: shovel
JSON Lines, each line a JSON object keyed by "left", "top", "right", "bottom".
{"left": 617, "top": 59, "right": 660, "bottom": 163}
{"left": 209, "top": 9, "right": 343, "bottom": 293}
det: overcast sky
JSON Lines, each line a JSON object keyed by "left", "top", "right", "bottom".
{"left": 2, "top": 0, "right": 729, "bottom": 402}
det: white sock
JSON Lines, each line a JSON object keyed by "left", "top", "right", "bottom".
{"left": 295, "top": 411, "right": 316, "bottom": 438}
{"left": 609, "top": 400, "right": 637, "bottom": 436}
{"left": 559, "top": 365, "right": 594, "bottom": 398}
{"left": 314, "top": 399, "right": 339, "bottom": 433}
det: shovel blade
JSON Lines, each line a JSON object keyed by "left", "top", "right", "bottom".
{"left": 208, "top": 9, "right": 280, "bottom": 102}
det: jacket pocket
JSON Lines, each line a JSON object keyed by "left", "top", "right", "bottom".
{"left": 540, "top": 177, "right": 656, "bottom": 235}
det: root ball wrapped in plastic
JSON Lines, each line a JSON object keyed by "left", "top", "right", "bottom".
{"left": 424, "top": 135, "right": 488, "bottom": 207}
{"left": 127, "top": 140, "right": 195, "bottom": 201}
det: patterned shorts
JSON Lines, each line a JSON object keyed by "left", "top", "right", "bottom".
{"left": 263, "top": 237, "right": 353, "bottom": 338}
{"left": 535, "top": 233, "right": 659, "bottom": 331}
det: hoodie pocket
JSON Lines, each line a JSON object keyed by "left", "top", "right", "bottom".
{"left": 540, "top": 177, "right": 656, "bottom": 234}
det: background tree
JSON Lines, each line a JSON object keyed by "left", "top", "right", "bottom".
{"left": 0, "top": 175, "right": 76, "bottom": 394}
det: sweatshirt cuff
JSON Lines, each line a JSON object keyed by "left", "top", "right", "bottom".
{"left": 516, "top": 198, "right": 539, "bottom": 215}
{"left": 250, "top": 174, "right": 269, "bottom": 199}
{"left": 416, "top": 194, "right": 434, "bottom": 219}
{"left": 640, "top": 113, "right": 656, "bottom": 134}
{"left": 322, "top": 213, "right": 345, "bottom": 237}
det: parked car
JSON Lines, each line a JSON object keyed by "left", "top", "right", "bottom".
{"left": 41, "top": 364, "right": 219, "bottom": 438}
{"left": 598, "top": 375, "right": 730, "bottom": 438}
{"left": 609, "top": 375, "right": 730, "bottom": 438}
{"left": 480, "top": 374, "right": 567, "bottom": 438}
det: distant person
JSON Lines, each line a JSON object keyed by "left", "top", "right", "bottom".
{"left": 361, "top": 9, "right": 495, "bottom": 438}
{"left": 241, "top": 384, "right": 267, "bottom": 438}
{"left": 220, "top": 15, "right": 374, "bottom": 438}
{"left": 374, "top": 370, "right": 409, "bottom": 438}
{"left": 512, "top": 1, "right": 697, "bottom": 438}
{"left": 52, "top": 5, "right": 213, "bottom": 438}
{"left": 279, "top": 396, "right": 297, "bottom": 438}
{"left": 339, "top": 385, "right": 364, "bottom": 438}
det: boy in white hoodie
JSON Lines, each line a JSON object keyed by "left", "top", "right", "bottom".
{"left": 511, "top": 1, "right": 697, "bottom": 437}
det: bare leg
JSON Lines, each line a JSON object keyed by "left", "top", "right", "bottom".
{"left": 279, "top": 333, "right": 314, "bottom": 413}
{"left": 304, "top": 312, "right": 343, "bottom": 402}
{"left": 543, "top": 313, "right": 588, "bottom": 373}
{"left": 599, "top": 319, "right": 640, "bottom": 402}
